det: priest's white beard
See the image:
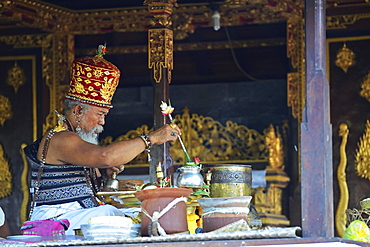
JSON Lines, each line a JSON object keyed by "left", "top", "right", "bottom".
{"left": 78, "top": 125, "right": 104, "bottom": 144}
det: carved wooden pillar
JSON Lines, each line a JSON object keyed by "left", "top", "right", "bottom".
{"left": 301, "top": 0, "right": 334, "bottom": 237}
{"left": 145, "top": 0, "right": 176, "bottom": 182}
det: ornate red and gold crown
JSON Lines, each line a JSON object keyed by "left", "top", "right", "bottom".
{"left": 66, "top": 44, "right": 120, "bottom": 108}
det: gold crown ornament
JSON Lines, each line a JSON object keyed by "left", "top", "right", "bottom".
{"left": 66, "top": 44, "right": 121, "bottom": 108}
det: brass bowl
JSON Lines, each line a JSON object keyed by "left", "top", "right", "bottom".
{"left": 74, "top": 229, "right": 83, "bottom": 236}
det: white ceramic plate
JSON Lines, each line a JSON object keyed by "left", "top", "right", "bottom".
{"left": 7, "top": 235, "right": 42, "bottom": 241}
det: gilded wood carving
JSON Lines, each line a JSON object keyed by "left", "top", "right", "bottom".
{"left": 335, "top": 43, "right": 355, "bottom": 73}
{"left": 0, "top": 94, "right": 12, "bottom": 126}
{"left": 335, "top": 123, "right": 349, "bottom": 237}
{"left": 287, "top": 17, "right": 305, "bottom": 122}
{"left": 6, "top": 62, "right": 26, "bottom": 93}
{"left": 265, "top": 124, "right": 284, "bottom": 170}
{"left": 148, "top": 29, "right": 174, "bottom": 83}
{"left": 360, "top": 72, "right": 370, "bottom": 103}
{"left": 20, "top": 143, "right": 29, "bottom": 224}
{"left": 0, "top": 144, "right": 12, "bottom": 199}
{"left": 327, "top": 13, "right": 370, "bottom": 30}
{"left": 1, "top": 0, "right": 304, "bottom": 36}
{"left": 100, "top": 108, "right": 271, "bottom": 166}
{"left": 355, "top": 120, "right": 370, "bottom": 180}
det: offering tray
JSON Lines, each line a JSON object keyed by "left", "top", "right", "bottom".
{"left": 98, "top": 191, "right": 140, "bottom": 208}
{"left": 97, "top": 191, "right": 137, "bottom": 196}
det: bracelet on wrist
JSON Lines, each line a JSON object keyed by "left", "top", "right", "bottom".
{"left": 139, "top": 132, "right": 152, "bottom": 161}
{"left": 139, "top": 132, "right": 152, "bottom": 150}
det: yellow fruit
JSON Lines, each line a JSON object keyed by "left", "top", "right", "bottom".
{"left": 343, "top": 220, "right": 370, "bottom": 242}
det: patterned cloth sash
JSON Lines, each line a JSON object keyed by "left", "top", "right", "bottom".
{"left": 24, "top": 139, "right": 97, "bottom": 208}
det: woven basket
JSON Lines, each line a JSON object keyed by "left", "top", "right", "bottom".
{"left": 209, "top": 219, "right": 251, "bottom": 233}
{"left": 346, "top": 208, "right": 370, "bottom": 227}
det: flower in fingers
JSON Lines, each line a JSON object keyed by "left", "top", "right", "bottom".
{"left": 160, "top": 101, "right": 174, "bottom": 115}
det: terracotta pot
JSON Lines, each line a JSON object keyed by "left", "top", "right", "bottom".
{"left": 134, "top": 187, "right": 193, "bottom": 236}
{"left": 198, "top": 196, "right": 252, "bottom": 232}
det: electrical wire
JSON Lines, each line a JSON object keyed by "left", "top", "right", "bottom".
{"left": 224, "top": 26, "right": 262, "bottom": 82}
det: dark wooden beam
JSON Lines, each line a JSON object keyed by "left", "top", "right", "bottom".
{"left": 151, "top": 69, "right": 171, "bottom": 182}
{"left": 146, "top": 0, "right": 177, "bottom": 183}
{"left": 301, "top": 0, "right": 334, "bottom": 237}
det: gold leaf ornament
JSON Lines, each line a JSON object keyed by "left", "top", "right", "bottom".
{"left": 7, "top": 62, "right": 26, "bottom": 93}
{"left": 0, "top": 95, "right": 12, "bottom": 126}
{"left": 355, "top": 120, "right": 370, "bottom": 180}
{"left": 335, "top": 43, "right": 355, "bottom": 73}
{"left": 360, "top": 73, "right": 370, "bottom": 103}
{"left": 0, "top": 144, "right": 12, "bottom": 198}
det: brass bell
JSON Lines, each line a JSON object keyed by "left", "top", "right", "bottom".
{"left": 104, "top": 172, "right": 119, "bottom": 191}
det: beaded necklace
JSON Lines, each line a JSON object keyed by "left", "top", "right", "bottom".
{"left": 28, "top": 112, "right": 104, "bottom": 219}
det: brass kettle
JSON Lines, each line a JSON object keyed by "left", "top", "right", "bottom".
{"left": 176, "top": 165, "right": 204, "bottom": 189}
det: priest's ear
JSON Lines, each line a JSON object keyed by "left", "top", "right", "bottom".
{"left": 73, "top": 105, "right": 83, "bottom": 116}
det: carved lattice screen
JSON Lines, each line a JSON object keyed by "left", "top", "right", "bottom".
{"left": 100, "top": 108, "right": 270, "bottom": 166}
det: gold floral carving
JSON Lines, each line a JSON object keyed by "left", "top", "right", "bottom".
{"left": 5, "top": 0, "right": 370, "bottom": 37}
{"left": 0, "top": 144, "right": 12, "bottom": 198}
{"left": 260, "top": 0, "right": 303, "bottom": 18}
{"left": 355, "top": 120, "right": 370, "bottom": 180}
{"left": 360, "top": 72, "right": 370, "bottom": 103}
{"left": 2, "top": 0, "right": 303, "bottom": 36}
{"left": 7, "top": 62, "right": 26, "bottom": 93}
{"left": 148, "top": 28, "right": 173, "bottom": 83}
{"left": 335, "top": 43, "right": 355, "bottom": 73}
{"left": 144, "top": 0, "right": 178, "bottom": 27}
{"left": 44, "top": 34, "right": 74, "bottom": 133}
{"left": 245, "top": 0, "right": 268, "bottom": 3}
{"left": 172, "top": 12, "right": 195, "bottom": 40}
{"left": 335, "top": 123, "right": 349, "bottom": 237}
{"left": 225, "top": 0, "right": 248, "bottom": 5}
{"left": 101, "top": 108, "right": 271, "bottom": 166}
{"left": 170, "top": 108, "right": 268, "bottom": 164}
{"left": 0, "top": 94, "right": 12, "bottom": 126}
{"left": 287, "top": 72, "right": 300, "bottom": 119}
{"left": 287, "top": 17, "right": 305, "bottom": 122}
{"left": 287, "top": 17, "right": 301, "bottom": 69}
{"left": 327, "top": 13, "right": 370, "bottom": 30}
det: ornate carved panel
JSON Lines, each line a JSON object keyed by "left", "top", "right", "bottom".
{"left": 0, "top": 144, "right": 12, "bottom": 199}
{"left": 1, "top": 0, "right": 303, "bottom": 37}
{"left": 148, "top": 28, "right": 173, "bottom": 83}
{"left": 100, "top": 108, "right": 273, "bottom": 166}
{"left": 287, "top": 17, "right": 305, "bottom": 122}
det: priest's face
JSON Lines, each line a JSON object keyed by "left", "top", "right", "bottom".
{"left": 79, "top": 106, "right": 109, "bottom": 144}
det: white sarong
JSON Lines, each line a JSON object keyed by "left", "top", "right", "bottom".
{"left": 31, "top": 203, "right": 124, "bottom": 235}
